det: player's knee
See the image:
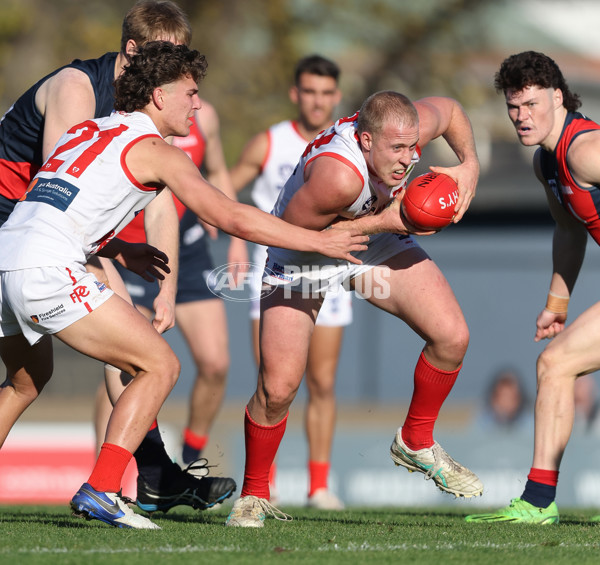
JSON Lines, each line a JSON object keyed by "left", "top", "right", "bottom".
{"left": 196, "top": 354, "right": 229, "bottom": 384}
{"left": 261, "top": 380, "right": 297, "bottom": 415}
{"left": 433, "top": 323, "right": 469, "bottom": 365}
{"left": 536, "top": 346, "right": 563, "bottom": 386}
{"left": 305, "top": 374, "right": 336, "bottom": 399}
{"left": 450, "top": 321, "right": 469, "bottom": 352}
{"left": 154, "top": 349, "right": 181, "bottom": 390}
{"left": 4, "top": 368, "right": 51, "bottom": 402}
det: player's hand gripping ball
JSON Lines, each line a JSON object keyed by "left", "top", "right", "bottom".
{"left": 400, "top": 172, "right": 459, "bottom": 231}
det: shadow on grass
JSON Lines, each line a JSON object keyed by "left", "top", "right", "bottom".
{"left": 270, "top": 506, "right": 467, "bottom": 527}
{"left": 0, "top": 504, "right": 232, "bottom": 528}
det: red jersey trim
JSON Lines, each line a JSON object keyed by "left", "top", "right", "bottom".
{"left": 290, "top": 120, "right": 310, "bottom": 143}
{"left": 305, "top": 152, "right": 364, "bottom": 185}
{"left": 120, "top": 134, "right": 163, "bottom": 191}
{"left": 259, "top": 130, "right": 272, "bottom": 174}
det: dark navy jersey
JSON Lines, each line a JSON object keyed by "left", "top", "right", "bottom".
{"left": 0, "top": 51, "right": 118, "bottom": 203}
{"left": 539, "top": 111, "right": 600, "bottom": 245}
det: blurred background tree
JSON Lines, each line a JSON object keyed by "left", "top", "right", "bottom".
{"left": 186, "top": 0, "right": 503, "bottom": 161}
{"left": 0, "top": 0, "right": 502, "bottom": 165}
{"left": 1, "top": 0, "right": 599, "bottom": 196}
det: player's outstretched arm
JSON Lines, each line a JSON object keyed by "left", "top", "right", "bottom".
{"left": 330, "top": 196, "right": 434, "bottom": 237}
{"left": 130, "top": 139, "right": 368, "bottom": 264}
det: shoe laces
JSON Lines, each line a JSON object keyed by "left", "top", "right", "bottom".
{"left": 509, "top": 498, "right": 521, "bottom": 508}
{"left": 425, "top": 443, "right": 461, "bottom": 479}
{"left": 110, "top": 491, "right": 140, "bottom": 517}
{"left": 183, "top": 457, "right": 214, "bottom": 478}
{"left": 117, "top": 490, "right": 135, "bottom": 506}
{"left": 249, "top": 496, "right": 293, "bottom": 522}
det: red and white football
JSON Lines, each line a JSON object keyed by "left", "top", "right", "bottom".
{"left": 400, "top": 172, "right": 459, "bottom": 231}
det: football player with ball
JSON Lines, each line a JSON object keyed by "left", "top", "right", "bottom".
{"left": 226, "top": 90, "right": 482, "bottom": 527}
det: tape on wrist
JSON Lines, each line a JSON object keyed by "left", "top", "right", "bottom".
{"left": 545, "top": 291, "right": 569, "bottom": 314}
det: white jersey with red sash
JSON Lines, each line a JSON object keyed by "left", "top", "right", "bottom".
{"left": 0, "top": 111, "right": 162, "bottom": 270}
{"left": 264, "top": 112, "right": 419, "bottom": 291}
{"left": 272, "top": 112, "right": 421, "bottom": 223}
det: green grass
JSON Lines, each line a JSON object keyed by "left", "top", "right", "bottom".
{"left": 1, "top": 504, "right": 600, "bottom": 565}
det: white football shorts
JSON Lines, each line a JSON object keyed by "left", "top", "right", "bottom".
{"left": 262, "top": 232, "right": 419, "bottom": 294}
{"left": 248, "top": 244, "right": 353, "bottom": 327}
{"left": 0, "top": 264, "right": 114, "bottom": 345}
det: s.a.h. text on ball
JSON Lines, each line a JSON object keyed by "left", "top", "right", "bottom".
{"left": 401, "top": 172, "right": 458, "bottom": 231}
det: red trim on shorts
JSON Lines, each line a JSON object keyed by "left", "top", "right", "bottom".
{"left": 65, "top": 267, "right": 77, "bottom": 285}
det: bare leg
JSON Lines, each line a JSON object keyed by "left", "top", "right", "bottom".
{"left": 56, "top": 294, "right": 180, "bottom": 454}
{"left": 239, "top": 287, "right": 320, "bottom": 501}
{"left": 0, "top": 334, "right": 53, "bottom": 448}
{"left": 532, "top": 302, "right": 600, "bottom": 470}
{"left": 93, "top": 382, "right": 112, "bottom": 453}
{"left": 248, "top": 288, "right": 321, "bottom": 425}
{"left": 177, "top": 299, "right": 229, "bottom": 440}
{"left": 89, "top": 256, "right": 137, "bottom": 450}
{"left": 305, "top": 325, "right": 343, "bottom": 463}
{"left": 353, "top": 248, "right": 468, "bottom": 371}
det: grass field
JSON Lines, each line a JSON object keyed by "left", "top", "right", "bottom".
{"left": 2, "top": 503, "right": 600, "bottom": 565}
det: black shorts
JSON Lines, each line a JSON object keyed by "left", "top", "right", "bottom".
{"left": 115, "top": 209, "right": 218, "bottom": 310}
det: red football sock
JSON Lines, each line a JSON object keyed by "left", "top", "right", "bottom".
{"left": 87, "top": 443, "right": 132, "bottom": 493}
{"left": 241, "top": 406, "right": 288, "bottom": 499}
{"left": 268, "top": 462, "right": 277, "bottom": 488}
{"left": 183, "top": 428, "right": 208, "bottom": 451}
{"left": 402, "top": 352, "right": 460, "bottom": 450}
{"left": 308, "top": 460, "right": 330, "bottom": 496}
{"left": 528, "top": 468, "right": 559, "bottom": 486}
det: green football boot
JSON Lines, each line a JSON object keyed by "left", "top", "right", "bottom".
{"left": 465, "top": 498, "right": 559, "bottom": 524}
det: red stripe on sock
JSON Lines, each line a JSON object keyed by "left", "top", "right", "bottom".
{"left": 528, "top": 468, "right": 559, "bottom": 486}
{"left": 183, "top": 428, "right": 208, "bottom": 451}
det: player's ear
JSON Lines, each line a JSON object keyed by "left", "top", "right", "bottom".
{"left": 289, "top": 85, "right": 299, "bottom": 104}
{"left": 152, "top": 87, "right": 165, "bottom": 110}
{"left": 125, "top": 39, "right": 138, "bottom": 58}
{"left": 553, "top": 88, "right": 563, "bottom": 109}
{"left": 360, "top": 131, "right": 372, "bottom": 151}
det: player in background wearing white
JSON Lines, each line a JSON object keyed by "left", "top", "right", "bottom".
{"left": 0, "top": 41, "right": 368, "bottom": 529}
{"left": 93, "top": 99, "right": 245, "bottom": 510}
{"left": 465, "top": 52, "right": 600, "bottom": 525}
{"left": 0, "top": 0, "right": 238, "bottom": 514}
{"left": 229, "top": 55, "right": 349, "bottom": 510}
{"left": 226, "top": 90, "right": 482, "bottom": 528}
